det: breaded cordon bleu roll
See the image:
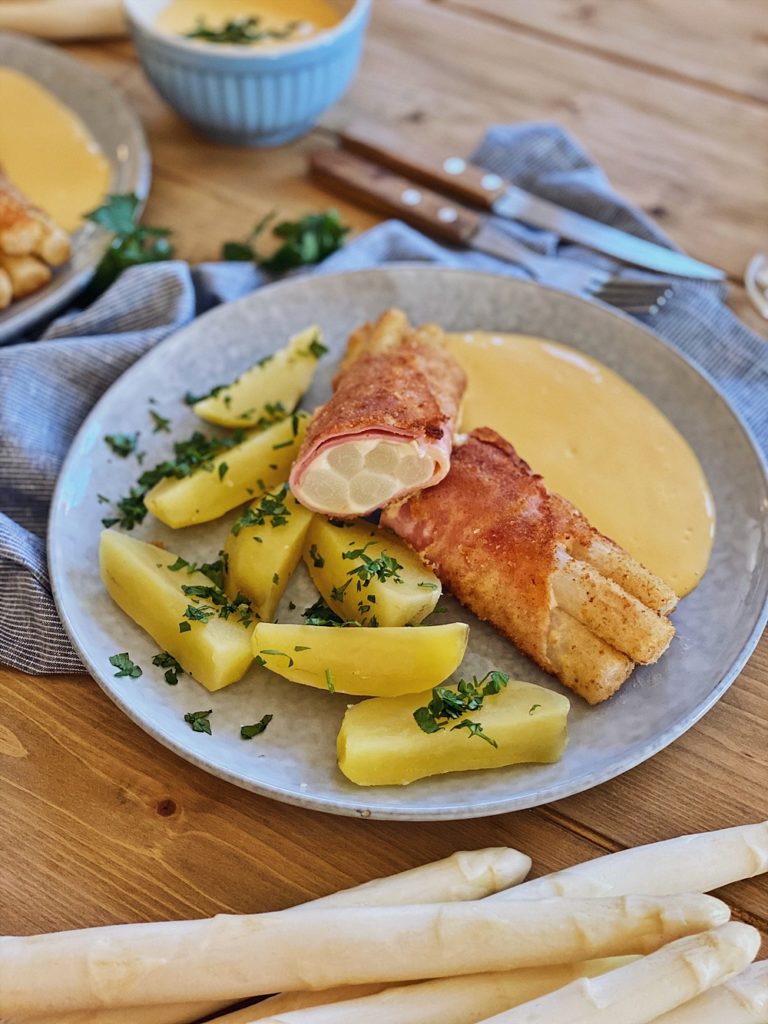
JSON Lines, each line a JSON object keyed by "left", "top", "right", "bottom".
{"left": 382, "top": 428, "right": 678, "bottom": 704}
{"left": 0, "top": 167, "right": 71, "bottom": 267}
{"left": 289, "top": 308, "right": 467, "bottom": 516}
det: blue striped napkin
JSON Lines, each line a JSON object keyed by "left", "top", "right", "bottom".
{"left": 1, "top": 123, "right": 766, "bottom": 673}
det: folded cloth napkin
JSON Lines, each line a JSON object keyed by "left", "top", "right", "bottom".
{"left": 1, "top": 123, "right": 766, "bottom": 674}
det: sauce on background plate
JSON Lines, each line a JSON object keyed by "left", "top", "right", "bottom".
{"left": 446, "top": 331, "right": 715, "bottom": 597}
{"left": 156, "top": 0, "right": 342, "bottom": 43}
{"left": 0, "top": 68, "right": 110, "bottom": 233}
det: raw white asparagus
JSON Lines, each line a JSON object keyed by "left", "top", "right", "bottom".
{"left": 233, "top": 959, "right": 635, "bottom": 1024}
{"left": 0, "top": 895, "right": 727, "bottom": 1015}
{"left": 198, "top": 985, "right": 402, "bottom": 1024}
{"left": 650, "top": 959, "right": 768, "bottom": 1023}
{"left": 9, "top": 848, "right": 530, "bottom": 1024}
{"left": 471, "top": 923, "right": 760, "bottom": 1024}
{"left": 490, "top": 821, "right": 768, "bottom": 900}
{"left": 305, "top": 847, "right": 531, "bottom": 907}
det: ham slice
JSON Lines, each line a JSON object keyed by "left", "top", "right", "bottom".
{"left": 382, "top": 428, "right": 677, "bottom": 704}
{"left": 289, "top": 309, "right": 466, "bottom": 516}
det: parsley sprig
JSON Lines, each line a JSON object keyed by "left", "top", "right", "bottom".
{"left": 413, "top": 670, "right": 510, "bottom": 748}
{"left": 222, "top": 209, "right": 349, "bottom": 272}
{"left": 241, "top": 715, "right": 273, "bottom": 739}
{"left": 184, "top": 709, "right": 213, "bottom": 734}
{"left": 342, "top": 544, "right": 404, "bottom": 588}
{"left": 85, "top": 194, "right": 174, "bottom": 298}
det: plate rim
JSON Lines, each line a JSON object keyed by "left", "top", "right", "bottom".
{"left": 48, "top": 265, "right": 768, "bottom": 820}
{"left": 0, "top": 31, "right": 152, "bottom": 343}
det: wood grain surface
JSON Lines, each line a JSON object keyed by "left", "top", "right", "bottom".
{"left": 1, "top": 0, "right": 766, "bottom": 980}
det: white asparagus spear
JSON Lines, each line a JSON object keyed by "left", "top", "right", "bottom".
{"left": 489, "top": 820, "right": 768, "bottom": 901}
{"left": 650, "top": 959, "right": 768, "bottom": 1023}
{"left": 0, "top": 895, "right": 727, "bottom": 1016}
{"left": 227, "top": 959, "right": 636, "bottom": 1024}
{"left": 185, "top": 985, "right": 399, "bottom": 1024}
{"left": 470, "top": 923, "right": 760, "bottom": 1024}
{"left": 9, "top": 848, "right": 530, "bottom": 1024}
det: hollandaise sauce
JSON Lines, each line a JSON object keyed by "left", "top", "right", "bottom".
{"left": 156, "top": 0, "right": 342, "bottom": 45}
{"left": 0, "top": 69, "right": 110, "bottom": 233}
{"left": 446, "top": 332, "right": 715, "bottom": 596}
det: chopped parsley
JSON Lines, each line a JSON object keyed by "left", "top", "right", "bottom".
{"left": 529, "top": 704, "right": 542, "bottom": 715}
{"left": 218, "top": 462, "right": 229, "bottom": 481}
{"left": 308, "top": 544, "right": 325, "bottom": 569}
{"left": 185, "top": 15, "right": 299, "bottom": 44}
{"left": 183, "top": 603, "right": 214, "bottom": 624}
{"left": 300, "top": 332, "right": 328, "bottom": 359}
{"left": 413, "top": 670, "right": 510, "bottom": 746}
{"left": 325, "top": 668, "right": 335, "bottom": 693}
{"left": 231, "top": 483, "right": 291, "bottom": 534}
{"left": 417, "top": 581, "right": 438, "bottom": 590}
{"left": 240, "top": 714, "right": 273, "bottom": 739}
{"left": 251, "top": 401, "right": 287, "bottom": 430}
{"left": 272, "top": 572, "right": 280, "bottom": 585}
{"left": 184, "top": 384, "right": 225, "bottom": 406}
{"left": 342, "top": 546, "right": 403, "bottom": 589}
{"left": 451, "top": 720, "right": 497, "bottom": 748}
{"left": 184, "top": 709, "right": 213, "bottom": 734}
{"left": 105, "top": 433, "right": 139, "bottom": 458}
{"left": 301, "top": 596, "right": 348, "bottom": 627}
{"left": 102, "top": 428, "right": 246, "bottom": 530}
{"left": 260, "top": 649, "right": 294, "bottom": 667}
{"left": 152, "top": 651, "right": 183, "bottom": 686}
{"left": 109, "top": 652, "right": 142, "bottom": 678}
{"left": 149, "top": 410, "right": 171, "bottom": 433}
{"left": 330, "top": 579, "right": 352, "bottom": 603}
{"left": 179, "top": 621, "right": 192, "bottom": 633}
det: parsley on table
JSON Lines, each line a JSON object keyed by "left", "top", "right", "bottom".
{"left": 105, "top": 433, "right": 139, "bottom": 458}
{"left": 109, "top": 652, "right": 142, "bottom": 678}
{"left": 85, "top": 194, "right": 174, "bottom": 298}
{"left": 185, "top": 16, "right": 298, "bottom": 45}
{"left": 184, "top": 709, "right": 213, "bottom": 734}
{"left": 152, "top": 651, "right": 184, "bottom": 685}
{"left": 149, "top": 410, "right": 171, "bottom": 434}
{"left": 240, "top": 714, "right": 273, "bottom": 739}
{"left": 413, "top": 670, "right": 510, "bottom": 746}
{"left": 222, "top": 209, "right": 349, "bottom": 272}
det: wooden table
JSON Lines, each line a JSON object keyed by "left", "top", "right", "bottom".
{"left": 2, "top": 0, "right": 766, "bottom": 966}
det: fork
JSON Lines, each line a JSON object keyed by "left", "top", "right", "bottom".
{"left": 310, "top": 147, "right": 674, "bottom": 316}
{"left": 486, "top": 232, "right": 674, "bottom": 315}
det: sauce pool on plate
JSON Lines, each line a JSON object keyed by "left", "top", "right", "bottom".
{"left": 446, "top": 332, "right": 715, "bottom": 597}
{"left": 156, "top": 0, "right": 342, "bottom": 44}
{"left": 0, "top": 69, "right": 110, "bottom": 234}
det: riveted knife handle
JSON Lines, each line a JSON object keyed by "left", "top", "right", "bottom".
{"left": 309, "top": 148, "right": 482, "bottom": 245}
{"left": 338, "top": 121, "right": 508, "bottom": 210}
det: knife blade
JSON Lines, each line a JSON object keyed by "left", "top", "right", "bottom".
{"left": 337, "top": 122, "right": 725, "bottom": 281}
{"left": 309, "top": 147, "right": 606, "bottom": 272}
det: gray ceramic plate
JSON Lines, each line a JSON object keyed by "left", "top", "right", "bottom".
{"left": 48, "top": 268, "right": 768, "bottom": 820}
{"left": 0, "top": 32, "right": 151, "bottom": 344}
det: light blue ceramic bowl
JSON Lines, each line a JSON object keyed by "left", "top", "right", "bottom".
{"left": 123, "top": 0, "right": 370, "bottom": 147}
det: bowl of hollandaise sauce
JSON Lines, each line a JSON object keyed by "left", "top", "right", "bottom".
{"left": 123, "top": 0, "right": 370, "bottom": 146}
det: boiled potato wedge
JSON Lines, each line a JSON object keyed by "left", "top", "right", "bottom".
{"left": 145, "top": 413, "right": 308, "bottom": 528}
{"left": 338, "top": 678, "right": 569, "bottom": 785}
{"left": 99, "top": 530, "right": 253, "bottom": 692}
{"left": 253, "top": 622, "right": 468, "bottom": 697}
{"left": 303, "top": 517, "right": 441, "bottom": 627}
{"left": 224, "top": 483, "right": 314, "bottom": 621}
{"left": 193, "top": 326, "right": 326, "bottom": 428}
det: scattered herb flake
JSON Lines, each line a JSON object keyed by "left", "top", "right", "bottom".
{"left": 184, "top": 384, "right": 225, "bottom": 406}
{"left": 184, "top": 709, "right": 213, "bottom": 734}
{"left": 529, "top": 704, "right": 542, "bottom": 715}
{"left": 417, "top": 581, "right": 438, "bottom": 590}
{"left": 149, "top": 410, "right": 171, "bottom": 433}
{"left": 152, "top": 651, "right": 184, "bottom": 685}
{"left": 85, "top": 194, "right": 173, "bottom": 299}
{"left": 240, "top": 714, "right": 273, "bottom": 739}
{"left": 179, "top": 621, "right": 192, "bottom": 633}
{"left": 185, "top": 15, "right": 298, "bottom": 44}
{"left": 218, "top": 462, "right": 229, "bottom": 481}
{"left": 300, "top": 332, "right": 328, "bottom": 359}
{"left": 109, "top": 652, "right": 142, "bottom": 678}
{"left": 325, "top": 668, "right": 335, "bottom": 693}
{"left": 260, "top": 649, "right": 294, "bottom": 667}
{"left": 231, "top": 483, "right": 291, "bottom": 534}
{"left": 451, "top": 719, "right": 498, "bottom": 747}
{"left": 105, "top": 433, "right": 139, "bottom": 458}
{"left": 413, "top": 670, "right": 510, "bottom": 746}
{"left": 308, "top": 544, "right": 325, "bottom": 569}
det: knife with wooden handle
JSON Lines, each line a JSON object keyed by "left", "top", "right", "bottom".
{"left": 336, "top": 122, "right": 726, "bottom": 281}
